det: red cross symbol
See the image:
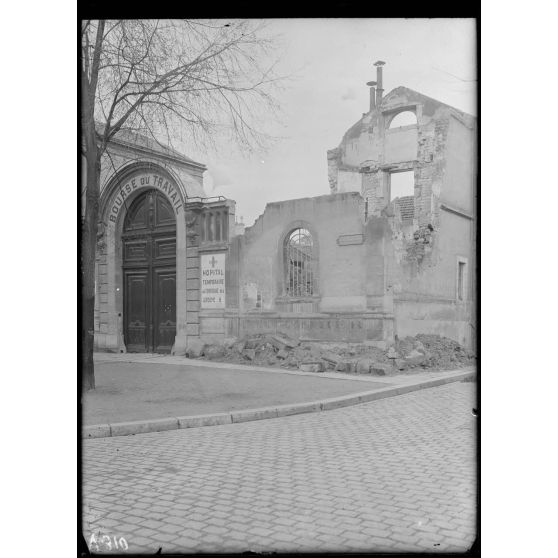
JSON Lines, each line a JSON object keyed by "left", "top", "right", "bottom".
{"left": 210, "top": 256, "right": 218, "bottom": 267}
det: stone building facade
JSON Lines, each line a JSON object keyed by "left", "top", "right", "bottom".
{"left": 92, "top": 65, "right": 476, "bottom": 354}
{"left": 91, "top": 127, "right": 235, "bottom": 355}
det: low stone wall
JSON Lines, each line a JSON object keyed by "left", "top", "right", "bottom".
{"left": 393, "top": 299, "right": 474, "bottom": 349}
{"left": 220, "top": 312, "right": 394, "bottom": 348}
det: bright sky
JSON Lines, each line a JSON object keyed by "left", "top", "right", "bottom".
{"left": 197, "top": 18, "right": 476, "bottom": 226}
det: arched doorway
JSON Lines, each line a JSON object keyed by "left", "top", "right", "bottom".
{"left": 122, "top": 189, "right": 177, "bottom": 353}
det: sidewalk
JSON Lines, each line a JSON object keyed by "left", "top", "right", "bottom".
{"left": 83, "top": 352, "right": 475, "bottom": 439}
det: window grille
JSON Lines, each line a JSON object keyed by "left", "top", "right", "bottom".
{"left": 285, "top": 228, "right": 315, "bottom": 297}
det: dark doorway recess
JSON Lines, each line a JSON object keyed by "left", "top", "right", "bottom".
{"left": 122, "top": 189, "right": 176, "bottom": 353}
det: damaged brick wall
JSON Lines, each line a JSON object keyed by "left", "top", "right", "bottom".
{"left": 327, "top": 86, "right": 474, "bottom": 231}
{"left": 326, "top": 85, "right": 476, "bottom": 348}
{"left": 327, "top": 148, "right": 340, "bottom": 193}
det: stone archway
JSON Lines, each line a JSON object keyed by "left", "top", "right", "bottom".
{"left": 95, "top": 164, "right": 189, "bottom": 355}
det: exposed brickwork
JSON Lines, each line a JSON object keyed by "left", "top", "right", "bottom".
{"left": 362, "top": 171, "right": 383, "bottom": 217}
{"left": 395, "top": 196, "right": 414, "bottom": 221}
{"left": 327, "top": 148, "right": 341, "bottom": 193}
{"left": 322, "top": 83, "right": 476, "bottom": 348}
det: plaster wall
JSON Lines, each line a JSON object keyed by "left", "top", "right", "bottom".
{"left": 388, "top": 209, "right": 474, "bottom": 348}
{"left": 342, "top": 129, "right": 380, "bottom": 167}
{"left": 384, "top": 125, "right": 418, "bottom": 163}
{"left": 337, "top": 169, "right": 362, "bottom": 193}
{"left": 442, "top": 117, "right": 475, "bottom": 212}
{"left": 226, "top": 192, "right": 392, "bottom": 344}
{"left": 239, "top": 193, "right": 367, "bottom": 313}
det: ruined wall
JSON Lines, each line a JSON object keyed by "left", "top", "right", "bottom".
{"left": 337, "top": 169, "right": 362, "bottom": 193}
{"left": 442, "top": 115, "right": 475, "bottom": 213}
{"left": 327, "top": 148, "right": 341, "bottom": 192}
{"left": 327, "top": 87, "right": 474, "bottom": 228}
{"left": 384, "top": 207, "right": 474, "bottom": 348}
{"left": 225, "top": 192, "right": 393, "bottom": 345}
{"left": 237, "top": 193, "right": 366, "bottom": 312}
{"left": 384, "top": 125, "right": 418, "bottom": 163}
{"left": 325, "top": 86, "right": 476, "bottom": 349}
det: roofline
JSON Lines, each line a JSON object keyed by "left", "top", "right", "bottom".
{"left": 383, "top": 85, "right": 476, "bottom": 119}
{"left": 106, "top": 135, "right": 207, "bottom": 172}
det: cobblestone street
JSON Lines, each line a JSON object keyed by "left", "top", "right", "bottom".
{"left": 82, "top": 382, "right": 477, "bottom": 554}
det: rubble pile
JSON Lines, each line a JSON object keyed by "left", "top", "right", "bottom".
{"left": 190, "top": 332, "right": 475, "bottom": 376}
{"left": 407, "top": 334, "right": 475, "bottom": 369}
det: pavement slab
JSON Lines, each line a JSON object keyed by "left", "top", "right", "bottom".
{"left": 83, "top": 381, "right": 477, "bottom": 554}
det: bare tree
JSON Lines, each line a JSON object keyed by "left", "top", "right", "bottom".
{"left": 81, "top": 19, "right": 284, "bottom": 390}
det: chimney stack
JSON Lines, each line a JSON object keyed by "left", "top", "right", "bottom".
{"left": 374, "top": 60, "right": 385, "bottom": 106}
{"left": 366, "top": 81, "right": 377, "bottom": 111}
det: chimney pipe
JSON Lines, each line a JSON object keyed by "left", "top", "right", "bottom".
{"left": 374, "top": 60, "right": 385, "bottom": 106}
{"left": 366, "top": 80, "right": 376, "bottom": 111}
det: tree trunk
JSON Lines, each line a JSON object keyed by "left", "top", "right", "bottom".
{"left": 82, "top": 145, "right": 101, "bottom": 392}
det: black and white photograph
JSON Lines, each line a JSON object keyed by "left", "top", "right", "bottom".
{"left": 80, "top": 17, "right": 478, "bottom": 555}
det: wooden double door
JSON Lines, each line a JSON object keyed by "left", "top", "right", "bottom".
{"left": 122, "top": 190, "right": 177, "bottom": 353}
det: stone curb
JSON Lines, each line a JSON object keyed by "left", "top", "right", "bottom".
{"left": 82, "top": 369, "right": 474, "bottom": 439}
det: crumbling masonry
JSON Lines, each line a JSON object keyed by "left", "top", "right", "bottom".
{"left": 92, "top": 62, "right": 477, "bottom": 355}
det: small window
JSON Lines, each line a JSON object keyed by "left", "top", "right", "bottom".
{"left": 458, "top": 261, "right": 466, "bottom": 301}
{"left": 285, "top": 228, "right": 316, "bottom": 297}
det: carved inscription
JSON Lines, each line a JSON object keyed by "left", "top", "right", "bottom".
{"left": 108, "top": 173, "right": 183, "bottom": 223}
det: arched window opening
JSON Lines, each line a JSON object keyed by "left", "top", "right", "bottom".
{"left": 285, "top": 228, "right": 315, "bottom": 297}
{"left": 388, "top": 110, "right": 417, "bottom": 129}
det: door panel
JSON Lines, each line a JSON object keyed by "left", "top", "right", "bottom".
{"left": 122, "top": 189, "right": 177, "bottom": 354}
{"left": 124, "top": 270, "right": 150, "bottom": 352}
{"left": 153, "top": 236, "right": 176, "bottom": 261}
{"left": 124, "top": 239, "right": 149, "bottom": 262}
{"left": 153, "top": 268, "right": 176, "bottom": 353}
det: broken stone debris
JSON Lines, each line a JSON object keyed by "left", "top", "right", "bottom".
{"left": 204, "top": 345, "right": 226, "bottom": 360}
{"left": 356, "top": 358, "right": 375, "bottom": 375}
{"left": 299, "top": 361, "right": 324, "bottom": 373}
{"left": 185, "top": 338, "right": 206, "bottom": 359}
{"left": 370, "top": 363, "right": 396, "bottom": 376}
{"left": 404, "top": 349, "right": 425, "bottom": 366}
{"left": 194, "top": 332, "right": 474, "bottom": 375}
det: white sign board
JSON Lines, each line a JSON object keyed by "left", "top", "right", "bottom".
{"left": 201, "top": 253, "right": 226, "bottom": 309}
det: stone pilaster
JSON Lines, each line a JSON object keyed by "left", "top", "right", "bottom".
{"left": 183, "top": 202, "right": 203, "bottom": 341}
